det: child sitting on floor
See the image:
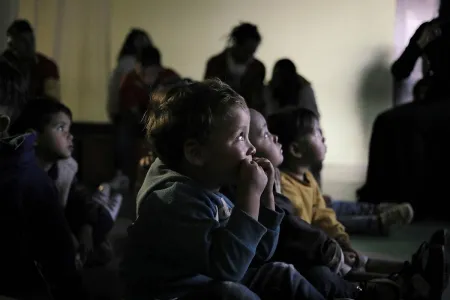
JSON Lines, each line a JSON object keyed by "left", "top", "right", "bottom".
{"left": 265, "top": 107, "right": 449, "bottom": 299}
{"left": 11, "top": 97, "right": 122, "bottom": 269}
{"left": 0, "top": 58, "right": 83, "bottom": 299}
{"left": 121, "top": 79, "right": 345, "bottom": 300}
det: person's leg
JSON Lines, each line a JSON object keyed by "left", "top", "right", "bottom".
{"left": 242, "top": 262, "right": 326, "bottom": 300}
{"left": 301, "top": 265, "right": 360, "bottom": 299}
{"left": 179, "top": 281, "right": 260, "bottom": 300}
{"left": 331, "top": 201, "right": 378, "bottom": 216}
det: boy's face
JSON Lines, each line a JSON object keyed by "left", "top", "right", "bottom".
{"left": 37, "top": 112, "right": 73, "bottom": 160}
{"left": 294, "top": 119, "right": 326, "bottom": 164}
{"left": 249, "top": 109, "right": 283, "bottom": 167}
{"left": 191, "top": 106, "right": 256, "bottom": 187}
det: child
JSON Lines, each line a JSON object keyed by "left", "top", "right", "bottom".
{"left": 267, "top": 107, "right": 449, "bottom": 299}
{"left": 11, "top": 97, "right": 122, "bottom": 269}
{"left": 121, "top": 79, "right": 333, "bottom": 300}
{"left": 0, "top": 58, "right": 83, "bottom": 298}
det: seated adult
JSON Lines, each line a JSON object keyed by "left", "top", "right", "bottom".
{"left": 357, "top": 0, "right": 450, "bottom": 219}
{"left": 2, "top": 19, "right": 60, "bottom": 100}
{"left": 204, "top": 22, "right": 265, "bottom": 111}
{"left": 264, "top": 58, "right": 319, "bottom": 117}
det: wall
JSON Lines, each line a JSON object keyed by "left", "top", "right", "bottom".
{"left": 111, "top": 0, "right": 396, "bottom": 190}
{"left": 17, "top": 0, "right": 397, "bottom": 198}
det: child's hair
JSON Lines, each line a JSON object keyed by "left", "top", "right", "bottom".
{"left": 268, "top": 107, "right": 318, "bottom": 151}
{"left": 229, "top": 22, "right": 261, "bottom": 46}
{"left": 145, "top": 79, "right": 246, "bottom": 169}
{"left": 6, "top": 19, "right": 33, "bottom": 37}
{"left": 10, "top": 97, "right": 72, "bottom": 135}
{"left": 137, "top": 46, "right": 161, "bottom": 68}
{"left": 0, "top": 58, "right": 27, "bottom": 119}
{"left": 117, "top": 28, "right": 152, "bottom": 61}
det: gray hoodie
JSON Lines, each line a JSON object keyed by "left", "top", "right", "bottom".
{"left": 121, "top": 158, "right": 284, "bottom": 299}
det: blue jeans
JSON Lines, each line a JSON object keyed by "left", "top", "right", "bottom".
{"left": 330, "top": 201, "right": 381, "bottom": 235}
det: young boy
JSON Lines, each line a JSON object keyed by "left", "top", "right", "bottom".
{"left": 11, "top": 97, "right": 122, "bottom": 268}
{"left": 0, "top": 57, "right": 82, "bottom": 298}
{"left": 121, "top": 79, "right": 333, "bottom": 300}
{"left": 267, "top": 107, "right": 449, "bottom": 299}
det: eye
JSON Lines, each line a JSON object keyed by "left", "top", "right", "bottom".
{"left": 263, "top": 131, "right": 270, "bottom": 138}
{"left": 57, "top": 125, "right": 64, "bottom": 131}
{"left": 237, "top": 132, "right": 245, "bottom": 141}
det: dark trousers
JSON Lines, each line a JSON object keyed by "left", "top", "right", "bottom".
{"left": 181, "top": 262, "right": 326, "bottom": 300}
{"left": 242, "top": 262, "right": 326, "bottom": 300}
{"left": 302, "top": 266, "right": 360, "bottom": 299}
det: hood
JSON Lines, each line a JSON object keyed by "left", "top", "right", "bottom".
{"left": 0, "top": 133, "right": 35, "bottom": 158}
{"left": 136, "top": 158, "right": 191, "bottom": 213}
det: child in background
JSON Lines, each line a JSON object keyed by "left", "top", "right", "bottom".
{"left": 11, "top": 97, "right": 122, "bottom": 269}
{"left": 121, "top": 79, "right": 333, "bottom": 300}
{"left": 267, "top": 107, "right": 449, "bottom": 300}
{"left": 0, "top": 57, "right": 83, "bottom": 299}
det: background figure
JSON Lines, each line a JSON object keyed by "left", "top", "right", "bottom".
{"left": 107, "top": 29, "right": 152, "bottom": 191}
{"left": 264, "top": 58, "right": 319, "bottom": 117}
{"left": 204, "top": 22, "right": 265, "bottom": 111}
{"left": 107, "top": 28, "right": 152, "bottom": 121}
{"left": 2, "top": 19, "right": 60, "bottom": 100}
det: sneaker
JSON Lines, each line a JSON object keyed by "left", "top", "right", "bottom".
{"left": 93, "top": 183, "right": 123, "bottom": 221}
{"left": 429, "top": 229, "right": 450, "bottom": 291}
{"left": 376, "top": 202, "right": 397, "bottom": 213}
{"left": 379, "top": 203, "right": 414, "bottom": 234}
{"left": 356, "top": 278, "right": 400, "bottom": 300}
{"left": 393, "top": 241, "right": 445, "bottom": 300}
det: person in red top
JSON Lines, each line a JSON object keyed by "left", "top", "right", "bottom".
{"left": 116, "top": 45, "right": 180, "bottom": 189}
{"left": 2, "top": 19, "right": 60, "bottom": 101}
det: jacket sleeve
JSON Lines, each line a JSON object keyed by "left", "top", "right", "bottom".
{"left": 251, "top": 205, "right": 284, "bottom": 264}
{"left": 391, "top": 22, "right": 427, "bottom": 80}
{"left": 131, "top": 183, "right": 269, "bottom": 282}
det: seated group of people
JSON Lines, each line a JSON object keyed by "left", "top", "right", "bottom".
{"left": 1, "top": 12, "right": 449, "bottom": 300}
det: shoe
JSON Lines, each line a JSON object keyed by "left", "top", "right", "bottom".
{"left": 378, "top": 203, "right": 414, "bottom": 234}
{"left": 393, "top": 242, "right": 445, "bottom": 300}
{"left": 93, "top": 183, "right": 123, "bottom": 221}
{"left": 429, "top": 229, "right": 450, "bottom": 291}
{"left": 376, "top": 202, "right": 397, "bottom": 213}
{"left": 356, "top": 278, "right": 400, "bottom": 300}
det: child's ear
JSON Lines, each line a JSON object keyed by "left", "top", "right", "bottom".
{"left": 288, "top": 142, "right": 303, "bottom": 159}
{"left": 184, "top": 139, "right": 206, "bottom": 166}
{"left": 0, "top": 115, "right": 11, "bottom": 135}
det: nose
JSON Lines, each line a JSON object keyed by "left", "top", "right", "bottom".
{"left": 247, "top": 142, "right": 256, "bottom": 157}
{"left": 272, "top": 134, "right": 279, "bottom": 143}
{"left": 68, "top": 132, "right": 74, "bottom": 141}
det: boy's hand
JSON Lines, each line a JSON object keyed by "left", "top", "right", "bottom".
{"left": 235, "top": 159, "right": 268, "bottom": 220}
{"left": 254, "top": 157, "right": 275, "bottom": 210}
{"left": 417, "top": 20, "right": 442, "bottom": 49}
{"left": 344, "top": 250, "right": 362, "bottom": 269}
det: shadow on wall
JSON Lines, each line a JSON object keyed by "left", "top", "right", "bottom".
{"left": 356, "top": 48, "right": 393, "bottom": 151}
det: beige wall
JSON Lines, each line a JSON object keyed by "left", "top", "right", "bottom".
{"left": 18, "top": 0, "right": 396, "bottom": 190}
{"left": 111, "top": 0, "right": 395, "bottom": 171}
